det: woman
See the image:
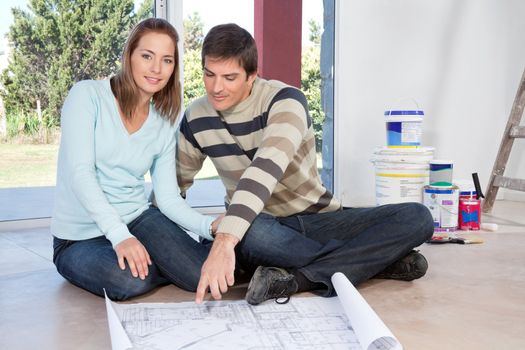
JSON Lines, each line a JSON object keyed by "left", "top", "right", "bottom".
{"left": 51, "top": 18, "right": 219, "bottom": 300}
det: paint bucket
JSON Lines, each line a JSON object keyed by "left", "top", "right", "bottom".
{"left": 371, "top": 147, "right": 434, "bottom": 205}
{"left": 455, "top": 179, "right": 477, "bottom": 199}
{"left": 459, "top": 198, "right": 481, "bottom": 230}
{"left": 429, "top": 160, "right": 454, "bottom": 187}
{"left": 385, "top": 109, "right": 424, "bottom": 148}
{"left": 455, "top": 179, "right": 480, "bottom": 230}
{"left": 423, "top": 185, "right": 459, "bottom": 232}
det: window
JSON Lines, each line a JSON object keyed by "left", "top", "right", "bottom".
{"left": 0, "top": 0, "right": 335, "bottom": 220}
{"left": 0, "top": 0, "right": 154, "bottom": 221}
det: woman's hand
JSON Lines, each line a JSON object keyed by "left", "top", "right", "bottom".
{"left": 115, "top": 237, "right": 152, "bottom": 280}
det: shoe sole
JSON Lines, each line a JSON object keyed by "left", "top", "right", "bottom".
{"left": 245, "top": 266, "right": 265, "bottom": 305}
{"left": 376, "top": 253, "right": 429, "bottom": 281}
{"left": 393, "top": 254, "right": 428, "bottom": 281}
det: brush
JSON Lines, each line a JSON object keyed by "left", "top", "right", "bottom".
{"left": 427, "top": 235, "right": 484, "bottom": 244}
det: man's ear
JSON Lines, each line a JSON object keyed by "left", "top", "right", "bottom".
{"left": 247, "top": 72, "right": 257, "bottom": 85}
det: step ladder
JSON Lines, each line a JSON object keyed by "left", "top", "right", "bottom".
{"left": 482, "top": 67, "right": 525, "bottom": 213}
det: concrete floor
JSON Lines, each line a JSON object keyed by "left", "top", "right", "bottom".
{"left": 1, "top": 200, "right": 524, "bottom": 350}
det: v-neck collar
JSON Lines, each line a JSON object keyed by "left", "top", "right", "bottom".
{"left": 104, "top": 80, "right": 153, "bottom": 137}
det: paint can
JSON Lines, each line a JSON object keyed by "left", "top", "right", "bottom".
{"left": 371, "top": 147, "right": 434, "bottom": 205}
{"left": 458, "top": 198, "right": 481, "bottom": 230}
{"left": 455, "top": 179, "right": 477, "bottom": 199}
{"left": 429, "top": 160, "right": 454, "bottom": 187}
{"left": 385, "top": 110, "right": 424, "bottom": 148}
{"left": 423, "top": 185, "right": 459, "bottom": 232}
{"left": 454, "top": 179, "right": 481, "bottom": 230}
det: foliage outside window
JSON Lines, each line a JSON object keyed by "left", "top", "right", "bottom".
{"left": 0, "top": 1, "right": 328, "bottom": 189}
{"left": 0, "top": 0, "right": 153, "bottom": 143}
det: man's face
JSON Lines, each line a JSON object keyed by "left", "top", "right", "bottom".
{"left": 203, "top": 56, "right": 257, "bottom": 111}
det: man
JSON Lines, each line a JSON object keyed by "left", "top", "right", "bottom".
{"left": 176, "top": 23, "right": 434, "bottom": 305}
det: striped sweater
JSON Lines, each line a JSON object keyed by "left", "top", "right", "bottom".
{"left": 177, "top": 78, "right": 341, "bottom": 240}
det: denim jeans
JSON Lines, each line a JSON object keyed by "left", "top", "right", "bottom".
{"left": 53, "top": 206, "right": 210, "bottom": 300}
{"left": 54, "top": 203, "right": 433, "bottom": 300}
{"left": 235, "top": 202, "right": 434, "bottom": 296}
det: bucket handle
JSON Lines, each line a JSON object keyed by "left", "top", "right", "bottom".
{"left": 386, "top": 97, "right": 422, "bottom": 113}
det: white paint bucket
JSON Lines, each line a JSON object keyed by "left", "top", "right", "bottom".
{"left": 371, "top": 147, "right": 434, "bottom": 205}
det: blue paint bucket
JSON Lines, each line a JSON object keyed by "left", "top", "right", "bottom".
{"left": 385, "top": 110, "right": 424, "bottom": 148}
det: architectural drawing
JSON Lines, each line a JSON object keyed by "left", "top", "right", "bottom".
{"left": 106, "top": 273, "right": 402, "bottom": 350}
{"left": 117, "top": 297, "right": 359, "bottom": 349}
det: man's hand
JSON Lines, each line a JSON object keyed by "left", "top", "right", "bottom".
{"left": 195, "top": 233, "right": 239, "bottom": 303}
{"left": 211, "top": 214, "right": 225, "bottom": 235}
{"left": 115, "top": 237, "right": 152, "bottom": 280}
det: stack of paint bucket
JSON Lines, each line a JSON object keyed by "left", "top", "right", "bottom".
{"left": 423, "top": 160, "right": 460, "bottom": 232}
{"left": 371, "top": 107, "right": 434, "bottom": 205}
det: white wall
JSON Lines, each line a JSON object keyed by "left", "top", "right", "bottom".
{"left": 333, "top": 0, "right": 525, "bottom": 206}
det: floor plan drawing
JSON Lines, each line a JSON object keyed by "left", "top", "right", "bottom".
{"left": 117, "top": 297, "right": 360, "bottom": 349}
{"left": 106, "top": 273, "right": 402, "bottom": 350}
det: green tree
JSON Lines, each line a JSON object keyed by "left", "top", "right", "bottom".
{"left": 308, "top": 19, "right": 321, "bottom": 46}
{"left": 182, "top": 12, "right": 205, "bottom": 107}
{"left": 301, "top": 19, "right": 323, "bottom": 150}
{"left": 0, "top": 0, "right": 152, "bottom": 133}
{"left": 136, "top": 0, "right": 154, "bottom": 20}
{"left": 183, "top": 12, "right": 204, "bottom": 52}
{"left": 183, "top": 49, "right": 205, "bottom": 108}
{"left": 302, "top": 45, "right": 323, "bottom": 151}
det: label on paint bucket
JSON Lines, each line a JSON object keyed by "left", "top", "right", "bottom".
{"left": 375, "top": 171, "right": 429, "bottom": 205}
{"left": 459, "top": 198, "right": 481, "bottom": 230}
{"left": 371, "top": 147, "right": 434, "bottom": 206}
{"left": 385, "top": 110, "right": 423, "bottom": 148}
{"left": 423, "top": 185, "right": 459, "bottom": 232}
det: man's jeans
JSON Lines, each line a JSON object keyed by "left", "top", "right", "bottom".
{"left": 53, "top": 206, "right": 211, "bottom": 301}
{"left": 236, "top": 202, "right": 434, "bottom": 296}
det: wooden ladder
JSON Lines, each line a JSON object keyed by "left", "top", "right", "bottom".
{"left": 482, "top": 67, "right": 525, "bottom": 213}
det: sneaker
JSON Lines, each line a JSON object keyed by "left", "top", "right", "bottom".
{"left": 245, "top": 266, "right": 299, "bottom": 305}
{"left": 374, "top": 250, "right": 428, "bottom": 281}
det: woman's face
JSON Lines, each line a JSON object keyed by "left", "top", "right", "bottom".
{"left": 130, "top": 32, "right": 176, "bottom": 100}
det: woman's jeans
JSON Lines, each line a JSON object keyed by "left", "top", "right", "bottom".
{"left": 54, "top": 202, "right": 433, "bottom": 300}
{"left": 53, "top": 206, "right": 211, "bottom": 301}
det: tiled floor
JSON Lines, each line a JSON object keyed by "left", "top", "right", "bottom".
{"left": 1, "top": 200, "right": 524, "bottom": 350}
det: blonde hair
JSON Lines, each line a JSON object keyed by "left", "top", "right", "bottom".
{"left": 111, "top": 18, "right": 181, "bottom": 125}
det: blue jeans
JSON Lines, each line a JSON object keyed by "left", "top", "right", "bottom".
{"left": 235, "top": 202, "right": 434, "bottom": 296}
{"left": 53, "top": 207, "right": 210, "bottom": 300}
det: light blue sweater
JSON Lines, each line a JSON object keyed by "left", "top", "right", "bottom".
{"left": 51, "top": 80, "right": 213, "bottom": 247}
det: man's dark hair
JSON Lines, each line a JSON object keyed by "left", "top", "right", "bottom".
{"left": 202, "top": 23, "right": 258, "bottom": 77}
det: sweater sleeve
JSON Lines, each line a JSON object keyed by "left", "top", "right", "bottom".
{"left": 61, "top": 82, "right": 133, "bottom": 247}
{"left": 218, "top": 88, "right": 310, "bottom": 240}
{"left": 175, "top": 113, "right": 207, "bottom": 196}
{"left": 152, "top": 124, "right": 214, "bottom": 241}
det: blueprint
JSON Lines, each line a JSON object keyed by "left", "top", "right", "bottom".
{"left": 105, "top": 273, "right": 402, "bottom": 350}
